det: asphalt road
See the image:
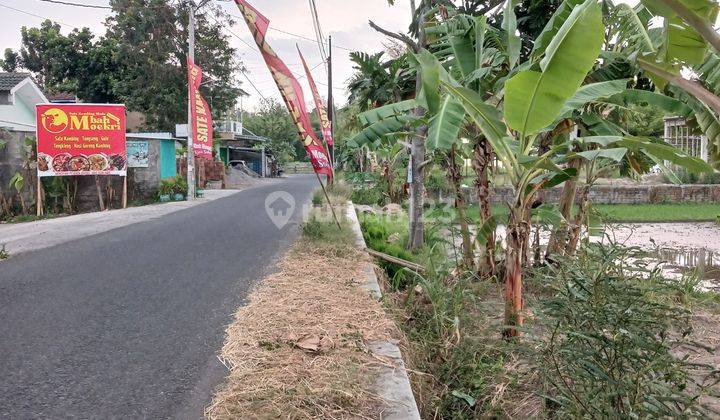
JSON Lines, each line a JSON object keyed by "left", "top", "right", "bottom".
{"left": 0, "top": 175, "right": 317, "bottom": 419}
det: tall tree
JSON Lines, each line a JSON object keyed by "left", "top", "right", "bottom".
{"left": 15, "top": 21, "right": 94, "bottom": 92}
{"left": 242, "top": 99, "right": 301, "bottom": 164}
{"left": 1, "top": 49, "right": 20, "bottom": 72}
{"left": 106, "top": 0, "right": 242, "bottom": 130}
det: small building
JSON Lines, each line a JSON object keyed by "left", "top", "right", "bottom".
{"left": 125, "top": 132, "right": 179, "bottom": 200}
{"left": 176, "top": 120, "right": 276, "bottom": 177}
{"left": 0, "top": 72, "right": 47, "bottom": 133}
{"left": 664, "top": 116, "right": 710, "bottom": 162}
{"left": 216, "top": 122, "right": 275, "bottom": 177}
{"left": 0, "top": 73, "right": 48, "bottom": 209}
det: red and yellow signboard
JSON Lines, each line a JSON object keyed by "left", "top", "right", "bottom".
{"left": 188, "top": 58, "right": 214, "bottom": 160}
{"left": 36, "top": 104, "right": 127, "bottom": 177}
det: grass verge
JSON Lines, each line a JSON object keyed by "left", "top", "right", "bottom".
{"left": 362, "top": 217, "right": 720, "bottom": 417}
{"left": 207, "top": 206, "right": 397, "bottom": 419}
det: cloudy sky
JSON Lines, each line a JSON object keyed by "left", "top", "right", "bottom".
{"left": 0, "top": 0, "right": 637, "bottom": 112}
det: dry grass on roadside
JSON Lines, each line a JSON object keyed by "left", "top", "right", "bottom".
{"left": 206, "top": 218, "right": 397, "bottom": 419}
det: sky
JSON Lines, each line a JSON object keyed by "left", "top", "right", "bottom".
{"left": 0, "top": 0, "right": 638, "bottom": 112}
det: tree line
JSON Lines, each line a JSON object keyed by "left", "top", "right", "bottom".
{"left": 1, "top": 0, "right": 243, "bottom": 132}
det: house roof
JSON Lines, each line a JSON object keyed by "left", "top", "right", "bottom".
{"left": 46, "top": 92, "right": 77, "bottom": 103}
{"left": 0, "top": 72, "right": 32, "bottom": 91}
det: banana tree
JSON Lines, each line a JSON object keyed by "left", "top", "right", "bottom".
{"left": 423, "top": 0, "right": 606, "bottom": 337}
{"left": 621, "top": 0, "right": 720, "bottom": 121}
{"left": 8, "top": 172, "right": 26, "bottom": 215}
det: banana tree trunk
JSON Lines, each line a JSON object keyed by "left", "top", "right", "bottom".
{"left": 503, "top": 206, "right": 530, "bottom": 338}
{"left": 448, "top": 145, "right": 474, "bottom": 268}
{"left": 566, "top": 184, "right": 591, "bottom": 255}
{"left": 546, "top": 159, "right": 581, "bottom": 259}
{"left": 472, "top": 136, "right": 496, "bottom": 276}
{"left": 408, "top": 130, "right": 426, "bottom": 251}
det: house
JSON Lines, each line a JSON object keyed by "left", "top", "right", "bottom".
{"left": 175, "top": 119, "right": 277, "bottom": 178}
{"left": 0, "top": 72, "right": 48, "bottom": 133}
{"left": 0, "top": 73, "right": 49, "bottom": 210}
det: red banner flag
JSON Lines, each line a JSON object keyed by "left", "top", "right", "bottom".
{"left": 187, "top": 58, "right": 213, "bottom": 160}
{"left": 297, "top": 47, "right": 333, "bottom": 147}
{"left": 234, "top": 0, "right": 333, "bottom": 178}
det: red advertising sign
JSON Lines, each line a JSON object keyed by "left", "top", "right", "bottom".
{"left": 187, "top": 58, "right": 214, "bottom": 160}
{"left": 235, "top": 0, "right": 333, "bottom": 178}
{"left": 298, "top": 47, "right": 333, "bottom": 147}
{"left": 36, "top": 104, "right": 127, "bottom": 177}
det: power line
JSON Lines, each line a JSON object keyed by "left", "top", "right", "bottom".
{"left": 240, "top": 71, "right": 270, "bottom": 104}
{"left": 37, "top": 0, "right": 111, "bottom": 9}
{"left": 223, "top": 11, "right": 352, "bottom": 52}
{"left": 271, "top": 26, "right": 352, "bottom": 52}
{"left": 208, "top": 11, "right": 337, "bottom": 87}
{"left": 0, "top": 2, "right": 75, "bottom": 28}
{"left": 308, "top": 0, "right": 328, "bottom": 66}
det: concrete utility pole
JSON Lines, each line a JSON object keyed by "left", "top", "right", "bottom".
{"left": 187, "top": 1, "right": 197, "bottom": 201}
{"left": 327, "top": 35, "right": 334, "bottom": 168}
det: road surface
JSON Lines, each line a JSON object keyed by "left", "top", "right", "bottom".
{"left": 0, "top": 175, "right": 317, "bottom": 419}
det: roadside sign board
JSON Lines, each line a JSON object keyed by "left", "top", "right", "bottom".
{"left": 127, "top": 140, "right": 150, "bottom": 168}
{"left": 36, "top": 104, "right": 127, "bottom": 177}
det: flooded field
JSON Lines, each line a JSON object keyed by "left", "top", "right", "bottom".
{"left": 610, "top": 222, "right": 720, "bottom": 291}
{"left": 443, "top": 222, "right": 720, "bottom": 291}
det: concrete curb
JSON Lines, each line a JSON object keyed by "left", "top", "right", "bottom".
{"left": 346, "top": 201, "right": 421, "bottom": 420}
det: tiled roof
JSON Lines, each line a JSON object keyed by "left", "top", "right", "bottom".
{"left": 0, "top": 72, "right": 32, "bottom": 91}
{"left": 46, "top": 92, "right": 77, "bottom": 102}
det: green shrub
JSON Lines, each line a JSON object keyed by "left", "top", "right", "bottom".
{"left": 173, "top": 174, "right": 188, "bottom": 196}
{"left": 311, "top": 189, "right": 324, "bottom": 206}
{"left": 667, "top": 167, "right": 720, "bottom": 184}
{"left": 534, "top": 243, "right": 712, "bottom": 418}
{"left": 425, "top": 166, "right": 452, "bottom": 194}
{"left": 158, "top": 178, "right": 175, "bottom": 196}
{"left": 351, "top": 187, "right": 383, "bottom": 205}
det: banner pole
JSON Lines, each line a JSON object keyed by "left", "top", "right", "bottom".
{"left": 314, "top": 172, "right": 341, "bottom": 229}
{"left": 95, "top": 175, "right": 105, "bottom": 211}
{"left": 122, "top": 175, "right": 128, "bottom": 209}
{"left": 36, "top": 175, "right": 42, "bottom": 217}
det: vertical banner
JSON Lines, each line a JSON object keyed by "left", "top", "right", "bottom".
{"left": 234, "top": 0, "right": 333, "bottom": 178}
{"left": 297, "top": 47, "right": 333, "bottom": 147}
{"left": 187, "top": 58, "right": 214, "bottom": 160}
{"left": 36, "top": 104, "right": 127, "bottom": 177}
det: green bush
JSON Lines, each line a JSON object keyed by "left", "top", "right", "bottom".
{"left": 534, "top": 243, "right": 712, "bottom": 418}
{"left": 311, "top": 189, "right": 324, "bottom": 206}
{"left": 158, "top": 178, "right": 175, "bottom": 196}
{"left": 667, "top": 167, "right": 720, "bottom": 184}
{"left": 173, "top": 174, "right": 188, "bottom": 196}
{"left": 351, "top": 187, "right": 383, "bottom": 205}
{"left": 425, "top": 166, "right": 452, "bottom": 194}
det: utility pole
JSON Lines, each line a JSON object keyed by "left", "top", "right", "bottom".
{"left": 186, "top": 2, "right": 197, "bottom": 201}
{"left": 327, "top": 35, "right": 334, "bottom": 169}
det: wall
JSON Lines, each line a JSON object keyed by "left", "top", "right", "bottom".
{"left": 464, "top": 184, "right": 720, "bottom": 205}
{"left": 128, "top": 139, "right": 162, "bottom": 201}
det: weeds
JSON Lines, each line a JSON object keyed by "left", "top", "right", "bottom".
{"left": 534, "top": 242, "right": 715, "bottom": 418}
{"left": 0, "top": 244, "right": 8, "bottom": 260}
